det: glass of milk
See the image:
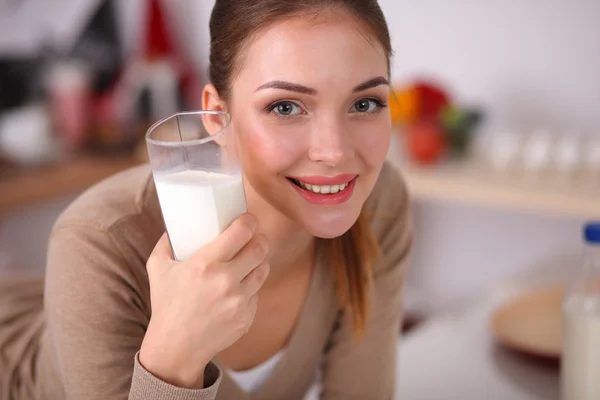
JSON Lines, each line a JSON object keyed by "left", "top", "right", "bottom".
{"left": 145, "top": 111, "right": 247, "bottom": 261}
{"left": 561, "top": 222, "right": 600, "bottom": 400}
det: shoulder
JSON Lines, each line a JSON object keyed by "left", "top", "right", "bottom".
{"left": 50, "top": 163, "right": 163, "bottom": 274}
{"left": 46, "top": 165, "right": 159, "bottom": 315}
{"left": 364, "top": 161, "right": 410, "bottom": 221}
{"left": 54, "top": 164, "right": 158, "bottom": 232}
{"left": 364, "top": 161, "right": 412, "bottom": 275}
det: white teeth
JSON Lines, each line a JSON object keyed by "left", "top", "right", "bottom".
{"left": 297, "top": 180, "right": 352, "bottom": 194}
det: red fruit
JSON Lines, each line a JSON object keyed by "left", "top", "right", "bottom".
{"left": 413, "top": 81, "right": 451, "bottom": 119}
{"left": 406, "top": 121, "right": 447, "bottom": 165}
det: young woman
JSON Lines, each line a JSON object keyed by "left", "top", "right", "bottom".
{"left": 0, "top": 1, "right": 412, "bottom": 399}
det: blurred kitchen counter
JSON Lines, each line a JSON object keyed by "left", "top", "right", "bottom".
{"left": 0, "top": 154, "right": 143, "bottom": 213}
{"left": 395, "top": 262, "right": 568, "bottom": 400}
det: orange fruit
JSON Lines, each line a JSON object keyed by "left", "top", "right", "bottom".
{"left": 389, "top": 87, "right": 420, "bottom": 126}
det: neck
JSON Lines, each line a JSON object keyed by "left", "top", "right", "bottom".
{"left": 259, "top": 209, "right": 315, "bottom": 288}
{"left": 246, "top": 190, "right": 315, "bottom": 288}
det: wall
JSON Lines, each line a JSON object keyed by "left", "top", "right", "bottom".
{"left": 380, "top": 0, "right": 600, "bottom": 134}
{"left": 4, "top": 1, "right": 599, "bottom": 316}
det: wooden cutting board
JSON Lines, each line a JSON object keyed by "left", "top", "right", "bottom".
{"left": 491, "top": 285, "right": 564, "bottom": 358}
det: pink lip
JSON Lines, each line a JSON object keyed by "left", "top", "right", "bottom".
{"left": 289, "top": 174, "right": 357, "bottom": 185}
{"left": 289, "top": 177, "right": 356, "bottom": 206}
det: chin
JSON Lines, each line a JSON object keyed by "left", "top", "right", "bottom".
{"left": 300, "top": 206, "right": 362, "bottom": 239}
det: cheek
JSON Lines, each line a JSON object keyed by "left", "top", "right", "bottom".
{"left": 354, "top": 118, "right": 392, "bottom": 167}
{"left": 234, "top": 118, "right": 304, "bottom": 186}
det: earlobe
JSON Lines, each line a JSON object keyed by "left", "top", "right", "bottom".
{"left": 202, "top": 83, "right": 226, "bottom": 112}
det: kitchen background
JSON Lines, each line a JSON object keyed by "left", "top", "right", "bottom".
{"left": 1, "top": 0, "right": 599, "bottom": 324}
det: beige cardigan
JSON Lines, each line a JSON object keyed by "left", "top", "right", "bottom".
{"left": 0, "top": 162, "right": 411, "bottom": 400}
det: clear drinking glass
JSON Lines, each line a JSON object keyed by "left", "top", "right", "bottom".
{"left": 145, "top": 111, "right": 247, "bottom": 261}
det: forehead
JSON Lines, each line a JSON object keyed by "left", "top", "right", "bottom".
{"left": 233, "top": 14, "right": 388, "bottom": 89}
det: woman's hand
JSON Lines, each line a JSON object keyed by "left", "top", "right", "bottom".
{"left": 139, "top": 213, "right": 270, "bottom": 389}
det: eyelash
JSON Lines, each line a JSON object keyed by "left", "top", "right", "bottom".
{"left": 265, "top": 100, "right": 304, "bottom": 119}
{"left": 354, "top": 98, "right": 388, "bottom": 113}
{"left": 265, "top": 97, "right": 388, "bottom": 118}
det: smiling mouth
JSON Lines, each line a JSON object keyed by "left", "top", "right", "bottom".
{"left": 287, "top": 178, "right": 354, "bottom": 194}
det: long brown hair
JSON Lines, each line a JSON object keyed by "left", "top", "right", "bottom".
{"left": 209, "top": 0, "right": 392, "bottom": 337}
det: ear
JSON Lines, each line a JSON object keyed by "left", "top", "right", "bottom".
{"left": 201, "top": 83, "right": 230, "bottom": 138}
{"left": 202, "top": 83, "right": 226, "bottom": 112}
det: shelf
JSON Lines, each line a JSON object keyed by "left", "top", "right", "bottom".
{"left": 0, "top": 154, "right": 143, "bottom": 213}
{"left": 387, "top": 152, "right": 600, "bottom": 220}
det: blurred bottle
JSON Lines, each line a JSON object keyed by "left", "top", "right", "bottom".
{"left": 474, "top": 131, "right": 522, "bottom": 174}
{"left": 553, "top": 133, "right": 581, "bottom": 180}
{"left": 45, "top": 61, "right": 92, "bottom": 151}
{"left": 561, "top": 223, "right": 600, "bottom": 400}
{"left": 521, "top": 128, "right": 553, "bottom": 178}
{"left": 0, "top": 104, "right": 57, "bottom": 166}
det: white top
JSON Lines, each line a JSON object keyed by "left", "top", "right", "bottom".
{"left": 227, "top": 351, "right": 285, "bottom": 393}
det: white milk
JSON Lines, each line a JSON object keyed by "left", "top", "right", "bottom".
{"left": 154, "top": 169, "right": 247, "bottom": 261}
{"left": 561, "top": 296, "right": 600, "bottom": 400}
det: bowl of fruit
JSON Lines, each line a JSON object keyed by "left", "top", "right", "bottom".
{"left": 389, "top": 79, "right": 483, "bottom": 166}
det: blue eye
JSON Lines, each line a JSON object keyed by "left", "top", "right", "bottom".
{"left": 352, "top": 98, "right": 387, "bottom": 113}
{"left": 268, "top": 101, "right": 303, "bottom": 116}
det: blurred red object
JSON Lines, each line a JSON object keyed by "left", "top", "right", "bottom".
{"left": 145, "top": 0, "right": 175, "bottom": 61}
{"left": 146, "top": 0, "right": 203, "bottom": 109}
{"left": 406, "top": 120, "right": 447, "bottom": 165}
{"left": 389, "top": 79, "right": 451, "bottom": 126}
{"left": 111, "top": 0, "right": 202, "bottom": 141}
{"left": 90, "top": 89, "right": 132, "bottom": 152}
{"left": 140, "top": 0, "right": 202, "bottom": 111}
{"left": 413, "top": 80, "right": 451, "bottom": 120}
{"left": 46, "top": 62, "right": 92, "bottom": 150}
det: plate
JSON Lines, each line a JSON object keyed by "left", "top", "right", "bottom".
{"left": 491, "top": 285, "right": 564, "bottom": 358}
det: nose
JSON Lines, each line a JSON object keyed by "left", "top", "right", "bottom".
{"left": 307, "top": 117, "right": 355, "bottom": 167}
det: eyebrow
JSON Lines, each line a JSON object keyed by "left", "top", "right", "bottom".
{"left": 352, "top": 76, "right": 390, "bottom": 92}
{"left": 255, "top": 81, "right": 317, "bottom": 95}
{"left": 254, "top": 76, "right": 390, "bottom": 95}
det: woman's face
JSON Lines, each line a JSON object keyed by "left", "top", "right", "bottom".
{"left": 225, "top": 14, "right": 391, "bottom": 238}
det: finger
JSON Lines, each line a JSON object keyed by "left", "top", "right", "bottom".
{"left": 243, "top": 294, "right": 259, "bottom": 334}
{"left": 229, "top": 235, "right": 269, "bottom": 281}
{"left": 148, "top": 233, "right": 175, "bottom": 267}
{"left": 241, "top": 261, "right": 270, "bottom": 298}
{"left": 198, "top": 213, "right": 258, "bottom": 263}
